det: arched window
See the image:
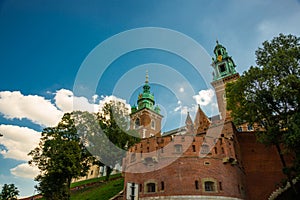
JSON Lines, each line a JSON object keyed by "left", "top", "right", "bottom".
{"left": 151, "top": 120, "right": 155, "bottom": 129}
{"left": 135, "top": 118, "right": 140, "bottom": 129}
{"left": 146, "top": 183, "right": 156, "bottom": 193}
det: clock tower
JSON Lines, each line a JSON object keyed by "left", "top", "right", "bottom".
{"left": 211, "top": 41, "right": 240, "bottom": 120}
{"left": 130, "top": 71, "right": 163, "bottom": 138}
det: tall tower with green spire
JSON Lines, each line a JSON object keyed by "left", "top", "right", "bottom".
{"left": 130, "top": 71, "right": 163, "bottom": 138}
{"left": 211, "top": 41, "right": 240, "bottom": 120}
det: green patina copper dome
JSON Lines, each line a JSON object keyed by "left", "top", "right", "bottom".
{"left": 131, "top": 71, "right": 160, "bottom": 114}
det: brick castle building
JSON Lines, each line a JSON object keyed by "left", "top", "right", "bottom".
{"left": 123, "top": 42, "right": 287, "bottom": 200}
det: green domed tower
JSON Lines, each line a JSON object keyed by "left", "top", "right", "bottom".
{"left": 211, "top": 41, "right": 240, "bottom": 120}
{"left": 130, "top": 71, "right": 163, "bottom": 138}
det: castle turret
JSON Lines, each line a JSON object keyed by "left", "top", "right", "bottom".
{"left": 130, "top": 71, "right": 163, "bottom": 138}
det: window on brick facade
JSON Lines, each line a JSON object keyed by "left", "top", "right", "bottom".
{"left": 135, "top": 118, "right": 140, "bottom": 129}
{"left": 195, "top": 180, "right": 199, "bottom": 190}
{"left": 151, "top": 120, "right": 155, "bottom": 129}
{"left": 192, "top": 145, "right": 196, "bottom": 152}
{"left": 130, "top": 153, "right": 136, "bottom": 162}
{"left": 200, "top": 144, "right": 209, "bottom": 154}
{"left": 221, "top": 147, "right": 225, "bottom": 154}
{"left": 237, "top": 126, "right": 242, "bottom": 132}
{"left": 219, "top": 182, "right": 223, "bottom": 190}
{"left": 174, "top": 144, "right": 182, "bottom": 153}
{"left": 140, "top": 184, "right": 142, "bottom": 192}
{"left": 181, "top": 136, "right": 185, "bottom": 142}
{"left": 214, "top": 147, "right": 218, "bottom": 154}
{"left": 161, "top": 181, "right": 164, "bottom": 191}
{"left": 247, "top": 124, "right": 253, "bottom": 131}
{"left": 204, "top": 181, "right": 215, "bottom": 192}
{"left": 146, "top": 183, "right": 156, "bottom": 193}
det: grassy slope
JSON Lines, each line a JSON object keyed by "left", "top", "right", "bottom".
{"left": 71, "top": 173, "right": 122, "bottom": 188}
{"left": 70, "top": 178, "right": 124, "bottom": 200}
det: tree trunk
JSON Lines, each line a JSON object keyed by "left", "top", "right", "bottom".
{"left": 275, "top": 144, "right": 298, "bottom": 195}
{"left": 105, "top": 166, "right": 113, "bottom": 181}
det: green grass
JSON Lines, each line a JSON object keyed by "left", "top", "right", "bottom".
{"left": 71, "top": 173, "right": 122, "bottom": 188}
{"left": 70, "top": 178, "right": 124, "bottom": 200}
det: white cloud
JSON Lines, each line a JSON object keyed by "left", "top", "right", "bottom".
{"left": 0, "top": 125, "right": 40, "bottom": 161}
{"left": 98, "top": 95, "right": 131, "bottom": 113}
{"left": 0, "top": 91, "right": 63, "bottom": 127}
{"left": 54, "top": 89, "right": 100, "bottom": 113}
{"left": 193, "top": 89, "right": 215, "bottom": 106}
{"left": 10, "top": 163, "right": 39, "bottom": 179}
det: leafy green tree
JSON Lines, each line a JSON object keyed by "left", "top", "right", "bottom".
{"left": 0, "top": 184, "right": 19, "bottom": 200}
{"left": 76, "top": 100, "right": 140, "bottom": 181}
{"left": 28, "top": 112, "right": 94, "bottom": 200}
{"left": 226, "top": 34, "right": 300, "bottom": 193}
{"left": 98, "top": 100, "right": 140, "bottom": 180}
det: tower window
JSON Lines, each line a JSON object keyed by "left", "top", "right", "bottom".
{"left": 218, "top": 49, "right": 222, "bottom": 56}
{"left": 151, "top": 120, "right": 155, "bottom": 129}
{"left": 135, "top": 118, "right": 140, "bottom": 129}
{"left": 219, "top": 64, "right": 226, "bottom": 73}
{"left": 204, "top": 181, "right": 215, "bottom": 192}
{"left": 146, "top": 183, "right": 156, "bottom": 193}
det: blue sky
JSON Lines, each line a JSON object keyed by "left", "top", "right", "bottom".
{"left": 0, "top": 0, "right": 300, "bottom": 197}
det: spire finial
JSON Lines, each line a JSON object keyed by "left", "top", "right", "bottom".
{"left": 145, "top": 70, "right": 149, "bottom": 84}
{"left": 216, "top": 39, "right": 219, "bottom": 45}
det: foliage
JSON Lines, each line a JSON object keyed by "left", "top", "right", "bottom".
{"left": 97, "top": 100, "right": 140, "bottom": 179}
{"left": 28, "top": 112, "right": 94, "bottom": 200}
{"left": 75, "top": 100, "right": 140, "bottom": 181}
{"left": 226, "top": 34, "right": 300, "bottom": 185}
{"left": 0, "top": 184, "right": 19, "bottom": 200}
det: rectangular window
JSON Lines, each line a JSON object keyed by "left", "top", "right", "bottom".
{"left": 195, "top": 180, "right": 199, "bottom": 190}
{"left": 219, "top": 64, "right": 226, "bottom": 73}
{"left": 204, "top": 181, "right": 215, "bottom": 192}
{"left": 174, "top": 144, "right": 182, "bottom": 153}
{"left": 219, "top": 182, "right": 223, "bottom": 191}
{"left": 214, "top": 147, "right": 218, "bottom": 154}
{"left": 147, "top": 183, "right": 156, "bottom": 193}
{"left": 161, "top": 147, "right": 164, "bottom": 153}
{"left": 200, "top": 144, "right": 209, "bottom": 154}
{"left": 192, "top": 145, "right": 196, "bottom": 152}
{"left": 161, "top": 181, "right": 164, "bottom": 191}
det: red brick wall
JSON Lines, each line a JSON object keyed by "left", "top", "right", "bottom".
{"left": 237, "top": 132, "right": 286, "bottom": 200}
{"left": 124, "top": 123, "right": 246, "bottom": 199}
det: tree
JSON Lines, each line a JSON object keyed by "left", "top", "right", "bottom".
{"left": 98, "top": 100, "right": 140, "bottom": 180}
{"left": 28, "top": 112, "right": 94, "bottom": 200}
{"left": 0, "top": 184, "right": 19, "bottom": 200}
{"left": 226, "top": 34, "right": 300, "bottom": 193}
{"left": 76, "top": 100, "right": 140, "bottom": 181}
